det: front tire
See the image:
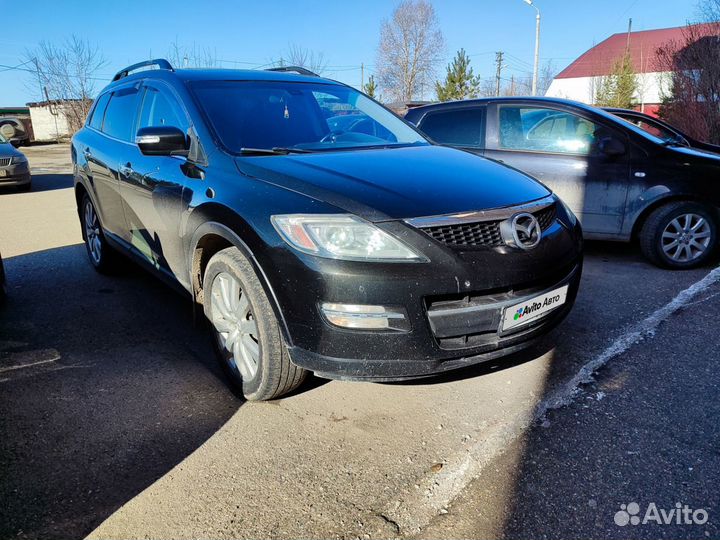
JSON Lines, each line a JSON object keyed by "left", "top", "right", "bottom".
{"left": 639, "top": 201, "right": 717, "bottom": 269}
{"left": 203, "top": 247, "right": 307, "bottom": 400}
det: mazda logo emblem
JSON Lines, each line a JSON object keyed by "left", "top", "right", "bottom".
{"left": 500, "top": 212, "right": 542, "bottom": 250}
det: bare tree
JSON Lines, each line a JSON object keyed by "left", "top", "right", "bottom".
{"left": 167, "top": 39, "right": 219, "bottom": 68}
{"left": 25, "top": 36, "right": 107, "bottom": 135}
{"left": 537, "top": 60, "right": 557, "bottom": 96}
{"left": 274, "top": 44, "right": 328, "bottom": 74}
{"left": 376, "top": 0, "right": 445, "bottom": 101}
{"left": 699, "top": 0, "right": 720, "bottom": 22}
{"left": 477, "top": 77, "right": 499, "bottom": 98}
{"left": 656, "top": 21, "right": 720, "bottom": 143}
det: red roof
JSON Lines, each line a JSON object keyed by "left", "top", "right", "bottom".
{"left": 555, "top": 23, "right": 719, "bottom": 79}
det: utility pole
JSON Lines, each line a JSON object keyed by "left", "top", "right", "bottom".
{"left": 523, "top": 0, "right": 541, "bottom": 96}
{"left": 361, "top": 63, "right": 364, "bottom": 90}
{"left": 495, "top": 51, "right": 504, "bottom": 96}
{"left": 532, "top": 7, "right": 540, "bottom": 95}
{"left": 626, "top": 18, "right": 633, "bottom": 51}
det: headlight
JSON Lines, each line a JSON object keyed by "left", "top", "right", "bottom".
{"left": 271, "top": 214, "right": 427, "bottom": 262}
{"left": 556, "top": 197, "right": 577, "bottom": 227}
{"left": 10, "top": 155, "right": 27, "bottom": 165}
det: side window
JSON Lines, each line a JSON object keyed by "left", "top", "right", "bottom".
{"left": 138, "top": 87, "right": 188, "bottom": 133}
{"left": 88, "top": 93, "right": 111, "bottom": 130}
{"left": 498, "top": 106, "right": 608, "bottom": 156}
{"left": 102, "top": 87, "right": 141, "bottom": 141}
{"left": 420, "top": 108, "right": 484, "bottom": 147}
{"left": 630, "top": 118, "right": 679, "bottom": 141}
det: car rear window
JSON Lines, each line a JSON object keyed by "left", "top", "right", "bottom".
{"left": 88, "top": 93, "right": 111, "bottom": 130}
{"left": 419, "top": 108, "right": 484, "bottom": 147}
{"left": 102, "top": 87, "right": 141, "bottom": 141}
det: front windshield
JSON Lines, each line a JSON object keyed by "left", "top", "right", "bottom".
{"left": 191, "top": 80, "right": 428, "bottom": 153}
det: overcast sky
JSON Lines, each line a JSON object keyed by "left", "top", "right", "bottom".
{"left": 0, "top": 0, "right": 702, "bottom": 106}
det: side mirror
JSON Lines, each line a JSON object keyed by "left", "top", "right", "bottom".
{"left": 598, "top": 136, "right": 626, "bottom": 157}
{"left": 136, "top": 126, "right": 188, "bottom": 156}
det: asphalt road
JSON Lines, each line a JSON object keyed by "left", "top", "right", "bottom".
{"left": 0, "top": 145, "right": 717, "bottom": 540}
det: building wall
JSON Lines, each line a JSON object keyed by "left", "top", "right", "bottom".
{"left": 545, "top": 71, "right": 671, "bottom": 109}
{"left": 28, "top": 105, "right": 71, "bottom": 142}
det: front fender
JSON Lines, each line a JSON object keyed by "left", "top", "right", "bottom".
{"left": 185, "top": 209, "right": 294, "bottom": 346}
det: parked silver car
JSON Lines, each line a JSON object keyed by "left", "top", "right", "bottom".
{"left": 0, "top": 133, "right": 31, "bottom": 191}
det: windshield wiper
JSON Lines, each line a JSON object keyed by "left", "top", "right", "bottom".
{"left": 239, "top": 147, "right": 313, "bottom": 155}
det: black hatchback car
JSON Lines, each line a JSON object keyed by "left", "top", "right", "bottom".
{"left": 603, "top": 107, "right": 720, "bottom": 155}
{"left": 72, "top": 60, "right": 582, "bottom": 400}
{"left": 406, "top": 97, "right": 720, "bottom": 269}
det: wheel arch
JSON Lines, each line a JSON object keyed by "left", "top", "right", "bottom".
{"left": 630, "top": 192, "right": 717, "bottom": 241}
{"left": 74, "top": 181, "right": 89, "bottom": 211}
{"left": 186, "top": 209, "right": 293, "bottom": 346}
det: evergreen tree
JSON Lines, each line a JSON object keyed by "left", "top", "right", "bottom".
{"left": 364, "top": 75, "right": 378, "bottom": 99}
{"left": 594, "top": 52, "right": 637, "bottom": 108}
{"left": 435, "top": 49, "right": 481, "bottom": 101}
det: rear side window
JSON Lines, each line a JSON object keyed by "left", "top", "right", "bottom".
{"left": 102, "top": 87, "right": 141, "bottom": 141}
{"left": 138, "top": 87, "right": 188, "bottom": 133}
{"left": 419, "top": 108, "right": 484, "bottom": 147}
{"left": 88, "top": 93, "right": 111, "bottom": 130}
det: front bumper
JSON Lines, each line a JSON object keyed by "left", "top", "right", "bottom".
{"left": 260, "top": 203, "right": 583, "bottom": 381}
{"left": 0, "top": 162, "right": 30, "bottom": 186}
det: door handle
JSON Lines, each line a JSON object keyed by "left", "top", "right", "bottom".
{"left": 83, "top": 148, "right": 92, "bottom": 159}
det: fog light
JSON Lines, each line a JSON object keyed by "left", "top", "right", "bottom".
{"left": 320, "top": 303, "right": 410, "bottom": 332}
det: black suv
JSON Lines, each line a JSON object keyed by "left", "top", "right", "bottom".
{"left": 406, "top": 97, "right": 720, "bottom": 269}
{"left": 72, "top": 60, "right": 582, "bottom": 400}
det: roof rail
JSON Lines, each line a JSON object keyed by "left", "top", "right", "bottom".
{"left": 265, "top": 66, "right": 318, "bottom": 77}
{"left": 112, "top": 59, "right": 174, "bottom": 82}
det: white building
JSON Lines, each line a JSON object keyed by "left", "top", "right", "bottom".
{"left": 545, "top": 24, "right": 716, "bottom": 116}
{"left": 26, "top": 101, "right": 73, "bottom": 142}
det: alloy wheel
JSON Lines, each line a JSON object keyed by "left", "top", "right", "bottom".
{"left": 84, "top": 200, "right": 102, "bottom": 265}
{"left": 210, "top": 271, "right": 260, "bottom": 381}
{"left": 661, "top": 213, "right": 712, "bottom": 263}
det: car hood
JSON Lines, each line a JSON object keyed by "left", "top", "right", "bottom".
{"left": 668, "top": 144, "right": 720, "bottom": 162}
{"left": 235, "top": 145, "right": 550, "bottom": 221}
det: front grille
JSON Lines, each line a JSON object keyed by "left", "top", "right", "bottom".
{"left": 535, "top": 205, "right": 557, "bottom": 230}
{"left": 422, "top": 221, "right": 503, "bottom": 247}
{"left": 426, "top": 261, "right": 578, "bottom": 350}
{"left": 419, "top": 203, "right": 557, "bottom": 248}
{"left": 0, "top": 158, "right": 10, "bottom": 167}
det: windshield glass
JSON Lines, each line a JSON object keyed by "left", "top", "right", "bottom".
{"left": 191, "top": 80, "right": 428, "bottom": 153}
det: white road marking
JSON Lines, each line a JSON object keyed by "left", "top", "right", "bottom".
{"left": 0, "top": 356, "right": 59, "bottom": 374}
{"left": 385, "top": 265, "right": 720, "bottom": 535}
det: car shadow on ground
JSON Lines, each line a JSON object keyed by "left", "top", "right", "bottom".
{"left": 0, "top": 245, "right": 243, "bottom": 540}
{"left": 0, "top": 174, "right": 73, "bottom": 195}
{"left": 28, "top": 173, "right": 74, "bottom": 193}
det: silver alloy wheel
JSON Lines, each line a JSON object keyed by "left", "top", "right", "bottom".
{"left": 84, "top": 200, "right": 102, "bottom": 265}
{"left": 661, "top": 213, "right": 712, "bottom": 263}
{"left": 210, "top": 271, "right": 260, "bottom": 381}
